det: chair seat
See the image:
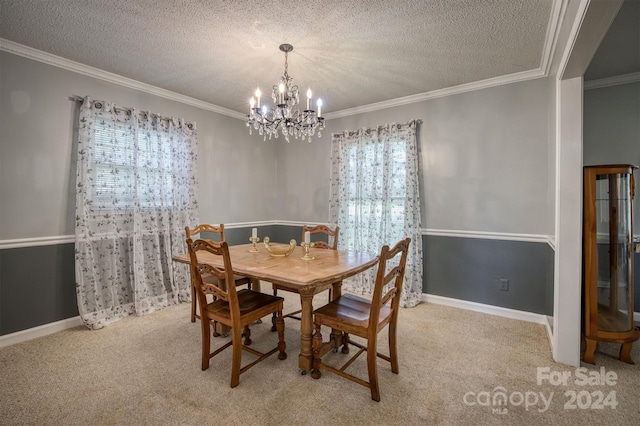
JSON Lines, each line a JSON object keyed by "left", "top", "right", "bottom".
{"left": 205, "top": 289, "right": 283, "bottom": 322}
{"left": 314, "top": 293, "right": 391, "bottom": 333}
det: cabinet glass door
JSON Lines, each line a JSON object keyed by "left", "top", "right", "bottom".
{"left": 595, "top": 173, "right": 633, "bottom": 333}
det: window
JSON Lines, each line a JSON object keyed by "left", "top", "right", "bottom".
{"left": 329, "top": 121, "right": 422, "bottom": 307}
{"left": 340, "top": 138, "right": 408, "bottom": 251}
{"left": 90, "top": 118, "right": 173, "bottom": 210}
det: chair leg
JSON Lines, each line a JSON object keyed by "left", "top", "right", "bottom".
{"left": 342, "top": 332, "right": 350, "bottom": 354}
{"left": 201, "top": 317, "right": 211, "bottom": 371}
{"left": 230, "top": 327, "right": 243, "bottom": 388}
{"left": 191, "top": 283, "right": 197, "bottom": 323}
{"left": 367, "top": 339, "right": 380, "bottom": 402}
{"left": 275, "top": 311, "right": 287, "bottom": 360}
{"left": 311, "top": 323, "right": 323, "bottom": 379}
{"left": 271, "top": 285, "right": 278, "bottom": 331}
{"left": 243, "top": 325, "right": 252, "bottom": 346}
{"left": 389, "top": 320, "right": 399, "bottom": 374}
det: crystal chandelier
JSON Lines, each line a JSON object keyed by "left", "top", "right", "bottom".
{"left": 247, "top": 44, "right": 325, "bottom": 142}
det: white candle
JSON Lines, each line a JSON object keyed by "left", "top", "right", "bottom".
{"left": 279, "top": 83, "right": 285, "bottom": 104}
{"left": 317, "top": 99, "right": 322, "bottom": 117}
{"left": 250, "top": 97, "right": 255, "bottom": 112}
{"left": 306, "top": 88, "right": 312, "bottom": 110}
{"left": 252, "top": 228, "right": 257, "bottom": 239}
{"left": 255, "top": 88, "right": 261, "bottom": 107}
{"left": 304, "top": 231, "right": 310, "bottom": 244}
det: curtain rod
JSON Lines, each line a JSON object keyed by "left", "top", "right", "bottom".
{"left": 332, "top": 119, "right": 421, "bottom": 138}
{"left": 68, "top": 95, "right": 196, "bottom": 129}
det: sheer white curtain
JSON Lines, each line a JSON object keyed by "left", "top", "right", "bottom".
{"left": 75, "top": 96, "right": 199, "bottom": 329}
{"left": 329, "top": 120, "right": 422, "bottom": 307}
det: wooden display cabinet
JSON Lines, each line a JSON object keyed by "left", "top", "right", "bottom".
{"left": 583, "top": 164, "right": 640, "bottom": 364}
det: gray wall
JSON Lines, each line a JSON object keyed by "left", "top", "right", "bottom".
{"left": 0, "top": 51, "right": 278, "bottom": 241}
{"left": 583, "top": 81, "right": 640, "bottom": 309}
{"left": 425, "top": 236, "right": 554, "bottom": 315}
{"left": 273, "top": 77, "right": 556, "bottom": 315}
{"left": 0, "top": 50, "right": 278, "bottom": 334}
{"left": 583, "top": 84, "right": 640, "bottom": 168}
{"left": 274, "top": 77, "right": 555, "bottom": 236}
{"left": 0, "top": 243, "right": 77, "bottom": 334}
{"left": 1, "top": 49, "right": 558, "bottom": 335}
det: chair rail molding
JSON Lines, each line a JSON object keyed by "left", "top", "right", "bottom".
{"left": 1, "top": 225, "right": 562, "bottom": 249}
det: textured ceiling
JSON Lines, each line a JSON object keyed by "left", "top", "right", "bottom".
{"left": 0, "top": 0, "right": 556, "bottom": 115}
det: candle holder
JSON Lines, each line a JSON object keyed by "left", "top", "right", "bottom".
{"left": 301, "top": 242, "right": 314, "bottom": 261}
{"left": 249, "top": 236, "right": 260, "bottom": 252}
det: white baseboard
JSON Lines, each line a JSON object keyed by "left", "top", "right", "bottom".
{"left": 422, "top": 293, "right": 549, "bottom": 325}
{"left": 0, "top": 305, "right": 635, "bottom": 350}
{"left": 0, "top": 316, "right": 84, "bottom": 349}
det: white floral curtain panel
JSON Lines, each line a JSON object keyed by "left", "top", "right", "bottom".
{"left": 75, "top": 96, "right": 199, "bottom": 329}
{"left": 329, "top": 120, "right": 423, "bottom": 307}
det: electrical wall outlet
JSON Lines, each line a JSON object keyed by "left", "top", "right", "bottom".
{"left": 499, "top": 278, "right": 509, "bottom": 291}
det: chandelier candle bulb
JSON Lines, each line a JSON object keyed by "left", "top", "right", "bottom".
{"left": 317, "top": 99, "right": 322, "bottom": 117}
{"left": 306, "top": 88, "right": 312, "bottom": 110}
{"left": 255, "top": 89, "right": 261, "bottom": 107}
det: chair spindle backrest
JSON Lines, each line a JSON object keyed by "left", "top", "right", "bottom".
{"left": 370, "top": 238, "right": 411, "bottom": 326}
{"left": 187, "top": 238, "right": 240, "bottom": 318}
{"left": 302, "top": 225, "right": 339, "bottom": 250}
{"left": 185, "top": 224, "right": 226, "bottom": 242}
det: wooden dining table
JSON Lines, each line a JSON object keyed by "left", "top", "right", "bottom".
{"left": 172, "top": 242, "right": 379, "bottom": 372}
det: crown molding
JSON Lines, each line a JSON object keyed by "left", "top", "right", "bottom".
{"left": 541, "top": 0, "right": 568, "bottom": 75}
{"left": 0, "top": 38, "right": 245, "bottom": 120}
{"left": 324, "top": 68, "right": 547, "bottom": 119}
{"left": 584, "top": 72, "right": 640, "bottom": 90}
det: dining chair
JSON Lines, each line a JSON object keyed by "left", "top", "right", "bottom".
{"left": 302, "top": 224, "right": 339, "bottom": 250}
{"left": 310, "top": 237, "right": 411, "bottom": 401}
{"left": 272, "top": 225, "right": 340, "bottom": 328}
{"left": 187, "top": 238, "right": 287, "bottom": 387}
{"left": 185, "top": 224, "right": 251, "bottom": 325}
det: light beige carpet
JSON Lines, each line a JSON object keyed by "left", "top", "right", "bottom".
{"left": 1, "top": 292, "right": 638, "bottom": 425}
